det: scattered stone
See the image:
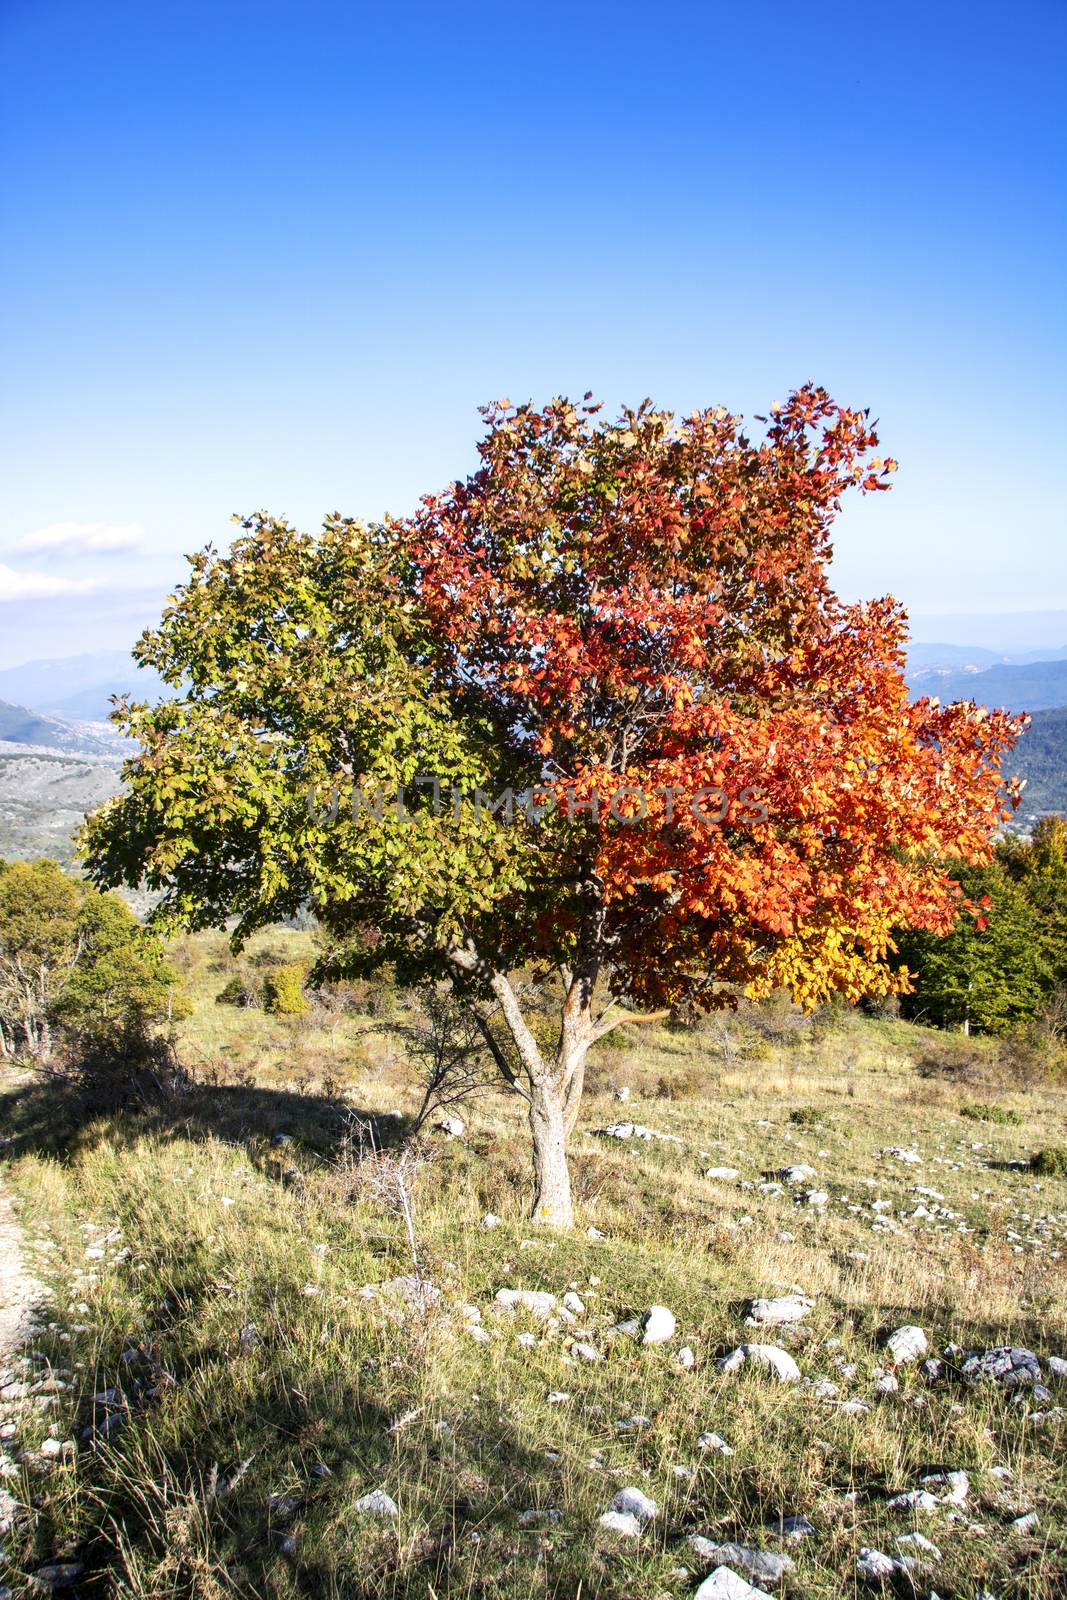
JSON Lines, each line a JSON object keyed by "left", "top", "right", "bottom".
{"left": 745, "top": 1294, "right": 813, "bottom": 1327}
{"left": 693, "top": 1567, "right": 771, "bottom": 1600}
{"left": 494, "top": 1288, "right": 557, "bottom": 1318}
{"left": 1011, "top": 1511, "right": 1038, "bottom": 1532}
{"left": 885, "top": 1325, "right": 928, "bottom": 1363}
{"left": 642, "top": 1305, "right": 676, "bottom": 1345}
{"left": 518, "top": 1506, "right": 561, "bottom": 1525}
{"left": 923, "top": 1470, "right": 969, "bottom": 1506}
{"left": 690, "top": 1542, "right": 794, "bottom": 1583}
{"left": 777, "top": 1165, "right": 817, "bottom": 1184}
{"left": 586, "top": 1226, "right": 606, "bottom": 1240}
{"left": 480, "top": 1213, "right": 502, "bottom": 1229}
{"left": 595, "top": 1122, "right": 683, "bottom": 1145}
{"left": 698, "top": 1430, "right": 734, "bottom": 1454}
{"left": 598, "top": 1509, "right": 642, "bottom": 1536}
{"left": 765, "top": 1514, "right": 815, "bottom": 1539}
{"left": 887, "top": 1489, "right": 939, "bottom": 1513}
{"left": 897, "top": 1531, "right": 942, "bottom": 1561}
{"left": 571, "top": 1341, "right": 603, "bottom": 1363}
{"left": 354, "top": 1489, "right": 398, "bottom": 1517}
{"left": 962, "top": 1346, "right": 1042, "bottom": 1390}
{"left": 611, "top": 1486, "right": 657, "bottom": 1522}
{"left": 362, "top": 1275, "right": 442, "bottom": 1314}
{"left": 678, "top": 1345, "right": 696, "bottom": 1370}
{"left": 546, "top": 1391, "right": 570, "bottom": 1405}
{"left": 436, "top": 1116, "right": 465, "bottom": 1137}
{"left": 718, "top": 1344, "right": 800, "bottom": 1382}
{"left": 1047, "top": 1354, "right": 1067, "bottom": 1379}
{"left": 805, "top": 1190, "right": 829, "bottom": 1207}
{"left": 881, "top": 1148, "right": 921, "bottom": 1164}
{"left": 614, "top": 1086, "right": 631, "bottom": 1102}
{"left": 705, "top": 1167, "right": 740, "bottom": 1181}
{"left": 562, "top": 1290, "right": 585, "bottom": 1315}
{"left": 856, "top": 1548, "right": 899, "bottom": 1581}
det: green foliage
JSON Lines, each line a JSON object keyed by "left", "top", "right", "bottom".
{"left": 0, "top": 857, "right": 179, "bottom": 1060}
{"left": 896, "top": 859, "right": 1045, "bottom": 1035}
{"left": 262, "top": 962, "right": 308, "bottom": 1016}
{"left": 790, "top": 1105, "right": 825, "bottom": 1127}
{"left": 1032, "top": 1144, "right": 1067, "bottom": 1177}
{"left": 960, "top": 1102, "right": 1023, "bottom": 1125}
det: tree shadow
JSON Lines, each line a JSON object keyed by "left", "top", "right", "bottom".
{"left": 0, "top": 1069, "right": 414, "bottom": 1172}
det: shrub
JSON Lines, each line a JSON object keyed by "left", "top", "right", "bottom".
{"left": 263, "top": 964, "right": 309, "bottom": 1016}
{"left": 961, "top": 1102, "right": 1022, "bottom": 1125}
{"left": 216, "top": 973, "right": 262, "bottom": 1008}
{"left": 1031, "top": 1145, "right": 1067, "bottom": 1178}
{"left": 790, "top": 1106, "right": 825, "bottom": 1127}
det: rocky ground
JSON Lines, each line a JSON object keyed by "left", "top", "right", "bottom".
{"left": 0, "top": 932, "right": 1065, "bottom": 1596}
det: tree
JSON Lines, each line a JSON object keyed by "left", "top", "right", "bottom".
{"left": 895, "top": 860, "right": 1044, "bottom": 1034}
{"left": 0, "top": 859, "right": 178, "bottom": 1062}
{"left": 0, "top": 859, "right": 83, "bottom": 1059}
{"left": 83, "top": 387, "right": 1022, "bottom": 1224}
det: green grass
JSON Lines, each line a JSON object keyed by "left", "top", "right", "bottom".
{"left": 2, "top": 932, "right": 1067, "bottom": 1596}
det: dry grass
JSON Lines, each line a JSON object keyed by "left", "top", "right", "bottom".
{"left": 1, "top": 930, "right": 1066, "bottom": 1595}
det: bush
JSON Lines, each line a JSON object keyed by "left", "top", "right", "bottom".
{"left": 263, "top": 964, "right": 309, "bottom": 1016}
{"left": 1031, "top": 1145, "right": 1067, "bottom": 1178}
{"left": 790, "top": 1106, "right": 825, "bottom": 1127}
{"left": 216, "top": 973, "right": 262, "bottom": 1008}
{"left": 961, "top": 1102, "right": 1022, "bottom": 1125}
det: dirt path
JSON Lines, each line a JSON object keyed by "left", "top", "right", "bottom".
{"left": 0, "top": 1182, "right": 40, "bottom": 1367}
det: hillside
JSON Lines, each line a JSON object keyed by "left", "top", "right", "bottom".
{"left": 1, "top": 932, "right": 1065, "bottom": 1596}
{"left": 1014, "top": 706, "right": 1067, "bottom": 820}
{"left": 911, "top": 658, "right": 1067, "bottom": 715}
{"left": 0, "top": 747, "right": 123, "bottom": 864}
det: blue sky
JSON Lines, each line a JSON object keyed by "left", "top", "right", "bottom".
{"left": 1, "top": 0, "right": 1064, "bottom": 668}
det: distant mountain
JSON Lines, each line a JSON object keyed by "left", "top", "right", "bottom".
{"left": 0, "top": 699, "right": 130, "bottom": 758}
{"left": 0, "top": 746, "right": 123, "bottom": 865}
{"left": 0, "top": 650, "right": 166, "bottom": 722}
{"left": 1014, "top": 706, "right": 1067, "bottom": 821}
{"left": 907, "top": 642, "right": 1006, "bottom": 676}
{"left": 909, "top": 658, "right": 1067, "bottom": 714}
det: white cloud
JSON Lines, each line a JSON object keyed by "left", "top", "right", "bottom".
{"left": 14, "top": 521, "right": 145, "bottom": 555}
{"left": 0, "top": 563, "right": 103, "bottom": 601}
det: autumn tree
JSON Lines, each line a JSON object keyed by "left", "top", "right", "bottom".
{"left": 83, "top": 388, "right": 1022, "bottom": 1224}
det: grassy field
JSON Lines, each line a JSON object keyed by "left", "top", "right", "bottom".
{"left": 2, "top": 931, "right": 1066, "bottom": 1597}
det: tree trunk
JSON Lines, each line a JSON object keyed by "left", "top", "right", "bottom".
{"left": 528, "top": 1076, "right": 574, "bottom": 1228}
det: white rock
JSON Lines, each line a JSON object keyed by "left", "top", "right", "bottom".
{"left": 436, "top": 1116, "right": 465, "bottom": 1137}
{"left": 705, "top": 1167, "right": 741, "bottom": 1181}
{"left": 777, "top": 1164, "right": 817, "bottom": 1184}
{"left": 1047, "top": 1354, "right": 1067, "bottom": 1379}
{"left": 856, "top": 1548, "right": 899, "bottom": 1581}
{"left": 611, "top": 1486, "right": 658, "bottom": 1522}
{"left": 571, "top": 1341, "right": 603, "bottom": 1363}
{"left": 745, "top": 1294, "right": 812, "bottom": 1327}
{"left": 885, "top": 1325, "right": 928, "bottom": 1363}
{"left": 882, "top": 1147, "right": 921, "bottom": 1164}
{"left": 546, "top": 1391, "right": 570, "bottom": 1405}
{"left": 614, "top": 1086, "right": 631, "bottom": 1101}
{"left": 354, "top": 1489, "right": 398, "bottom": 1516}
{"left": 494, "top": 1288, "right": 557, "bottom": 1318}
{"left": 692, "top": 1543, "right": 794, "bottom": 1583}
{"left": 480, "top": 1213, "right": 502, "bottom": 1229}
{"left": 598, "top": 1510, "right": 642, "bottom": 1537}
{"left": 896, "top": 1532, "right": 942, "bottom": 1561}
{"left": 1012, "top": 1511, "right": 1038, "bottom": 1531}
{"left": 586, "top": 1226, "right": 606, "bottom": 1240}
{"left": 678, "top": 1345, "right": 696, "bottom": 1370}
{"left": 887, "top": 1489, "right": 939, "bottom": 1513}
{"left": 717, "top": 1344, "right": 800, "bottom": 1382}
{"left": 693, "top": 1567, "right": 771, "bottom": 1600}
{"left": 562, "top": 1291, "right": 585, "bottom": 1314}
{"left": 698, "top": 1430, "right": 734, "bottom": 1454}
{"left": 642, "top": 1305, "right": 677, "bottom": 1345}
